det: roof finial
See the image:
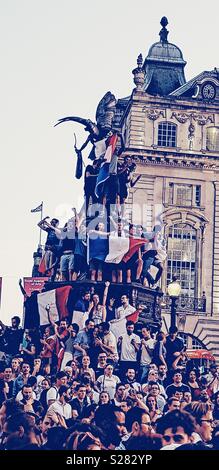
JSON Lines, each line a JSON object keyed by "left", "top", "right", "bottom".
{"left": 159, "top": 16, "right": 169, "bottom": 43}
{"left": 137, "top": 53, "right": 143, "bottom": 69}
{"left": 132, "top": 53, "right": 145, "bottom": 91}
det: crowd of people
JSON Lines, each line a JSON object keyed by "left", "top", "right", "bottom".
{"left": 1, "top": 145, "right": 217, "bottom": 451}
{"left": 0, "top": 311, "right": 219, "bottom": 450}
{"left": 37, "top": 213, "right": 166, "bottom": 288}
{"left": 34, "top": 150, "right": 166, "bottom": 287}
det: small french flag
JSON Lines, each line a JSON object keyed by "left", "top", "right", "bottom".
{"left": 95, "top": 134, "right": 118, "bottom": 198}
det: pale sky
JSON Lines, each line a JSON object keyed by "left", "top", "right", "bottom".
{"left": 0, "top": 0, "right": 218, "bottom": 324}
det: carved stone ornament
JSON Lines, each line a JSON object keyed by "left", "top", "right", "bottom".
{"left": 171, "top": 111, "right": 214, "bottom": 126}
{"left": 143, "top": 108, "right": 165, "bottom": 120}
{"left": 171, "top": 112, "right": 189, "bottom": 123}
{"left": 200, "top": 222, "right": 206, "bottom": 242}
{"left": 192, "top": 114, "right": 214, "bottom": 126}
{"left": 188, "top": 123, "right": 195, "bottom": 139}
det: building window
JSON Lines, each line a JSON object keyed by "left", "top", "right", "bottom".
{"left": 178, "top": 333, "right": 204, "bottom": 350}
{"left": 175, "top": 185, "right": 192, "bottom": 206}
{"left": 195, "top": 186, "right": 201, "bottom": 207}
{"left": 178, "top": 333, "right": 188, "bottom": 348}
{"left": 206, "top": 127, "right": 219, "bottom": 152}
{"left": 168, "top": 183, "right": 201, "bottom": 207}
{"left": 158, "top": 122, "right": 177, "bottom": 147}
{"left": 192, "top": 337, "right": 203, "bottom": 350}
{"left": 167, "top": 223, "right": 196, "bottom": 296}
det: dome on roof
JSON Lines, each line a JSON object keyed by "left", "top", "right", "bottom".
{"left": 142, "top": 17, "right": 187, "bottom": 95}
{"left": 146, "top": 41, "right": 186, "bottom": 64}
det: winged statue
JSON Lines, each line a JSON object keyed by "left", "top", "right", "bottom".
{"left": 54, "top": 92, "right": 117, "bottom": 178}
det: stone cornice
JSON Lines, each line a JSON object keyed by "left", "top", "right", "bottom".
{"left": 131, "top": 90, "right": 219, "bottom": 112}
{"left": 119, "top": 91, "right": 219, "bottom": 126}
{"left": 122, "top": 149, "right": 219, "bottom": 170}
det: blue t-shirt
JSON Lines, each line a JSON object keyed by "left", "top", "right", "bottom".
{"left": 74, "top": 331, "right": 91, "bottom": 358}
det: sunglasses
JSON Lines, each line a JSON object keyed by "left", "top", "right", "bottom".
{"left": 201, "top": 419, "right": 215, "bottom": 425}
{"left": 163, "top": 434, "right": 185, "bottom": 443}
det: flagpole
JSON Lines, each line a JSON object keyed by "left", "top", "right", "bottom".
{"left": 39, "top": 201, "right": 43, "bottom": 248}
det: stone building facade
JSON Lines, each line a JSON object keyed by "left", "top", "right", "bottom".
{"left": 114, "top": 18, "right": 219, "bottom": 360}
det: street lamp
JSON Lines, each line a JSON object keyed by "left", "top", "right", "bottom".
{"left": 167, "top": 277, "right": 181, "bottom": 329}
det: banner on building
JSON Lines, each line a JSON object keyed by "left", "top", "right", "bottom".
{"left": 23, "top": 277, "right": 48, "bottom": 297}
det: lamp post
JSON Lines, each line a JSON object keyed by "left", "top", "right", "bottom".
{"left": 167, "top": 277, "right": 181, "bottom": 330}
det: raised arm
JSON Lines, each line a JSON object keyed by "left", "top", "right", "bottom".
{"left": 102, "top": 281, "right": 110, "bottom": 307}
{"left": 172, "top": 353, "right": 185, "bottom": 370}
{"left": 38, "top": 217, "right": 50, "bottom": 231}
{"left": 45, "top": 222, "right": 62, "bottom": 237}
{"left": 19, "top": 279, "right": 27, "bottom": 297}
{"left": 130, "top": 174, "right": 141, "bottom": 188}
{"left": 109, "top": 216, "right": 118, "bottom": 230}
{"left": 0, "top": 319, "right": 6, "bottom": 333}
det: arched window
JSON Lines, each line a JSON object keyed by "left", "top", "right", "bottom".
{"left": 206, "top": 127, "right": 219, "bottom": 152}
{"left": 178, "top": 333, "right": 206, "bottom": 350}
{"left": 167, "top": 223, "right": 196, "bottom": 296}
{"left": 158, "top": 122, "right": 177, "bottom": 147}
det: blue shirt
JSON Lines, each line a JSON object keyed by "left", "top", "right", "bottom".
{"left": 74, "top": 331, "right": 91, "bottom": 358}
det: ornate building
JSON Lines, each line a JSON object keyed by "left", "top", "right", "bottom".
{"left": 114, "top": 18, "right": 219, "bottom": 360}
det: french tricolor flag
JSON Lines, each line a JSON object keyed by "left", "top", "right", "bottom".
{"left": 89, "top": 235, "right": 148, "bottom": 265}
{"left": 24, "top": 286, "right": 73, "bottom": 328}
{"left": 106, "top": 237, "right": 147, "bottom": 264}
{"left": 95, "top": 134, "right": 118, "bottom": 198}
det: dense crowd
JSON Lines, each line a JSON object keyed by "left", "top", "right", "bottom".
{"left": 0, "top": 311, "right": 219, "bottom": 450}
{"left": 1, "top": 151, "right": 217, "bottom": 451}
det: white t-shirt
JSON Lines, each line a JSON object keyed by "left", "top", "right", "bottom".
{"left": 47, "top": 400, "right": 72, "bottom": 420}
{"left": 140, "top": 338, "right": 155, "bottom": 365}
{"left": 120, "top": 333, "right": 141, "bottom": 361}
{"left": 96, "top": 374, "right": 120, "bottom": 400}
{"left": 103, "top": 331, "right": 118, "bottom": 360}
{"left": 46, "top": 386, "right": 59, "bottom": 405}
{"left": 116, "top": 304, "right": 136, "bottom": 320}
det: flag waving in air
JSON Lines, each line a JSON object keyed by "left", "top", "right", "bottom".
{"left": 89, "top": 234, "right": 148, "bottom": 265}
{"left": 31, "top": 203, "right": 43, "bottom": 213}
{"left": 95, "top": 133, "right": 118, "bottom": 198}
{"left": 24, "top": 286, "right": 73, "bottom": 328}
